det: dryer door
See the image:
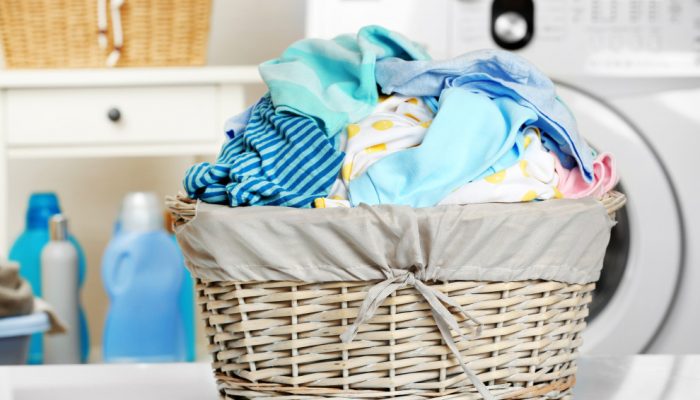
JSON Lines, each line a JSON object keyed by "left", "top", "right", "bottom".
{"left": 556, "top": 84, "right": 683, "bottom": 354}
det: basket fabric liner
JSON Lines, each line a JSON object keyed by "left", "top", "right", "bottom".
{"left": 175, "top": 196, "right": 616, "bottom": 400}
{"left": 176, "top": 197, "right": 614, "bottom": 285}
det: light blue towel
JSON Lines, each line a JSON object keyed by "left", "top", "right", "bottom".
{"left": 375, "top": 49, "right": 594, "bottom": 182}
{"left": 260, "top": 25, "right": 430, "bottom": 137}
{"left": 348, "top": 88, "right": 536, "bottom": 207}
{"left": 184, "top": 96, "right": 344, "bottom": 208}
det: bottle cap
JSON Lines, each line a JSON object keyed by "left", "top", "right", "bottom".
{"left": 27, "top": 192, "right": 61, "bottom": 230}
{"left": 119, "top": 192, "right": 163, "bottom": 232}
{"left": 49, "top": 214, "right": 69, "bottom": 241}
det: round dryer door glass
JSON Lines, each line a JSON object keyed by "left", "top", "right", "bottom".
{"left": 555, "top": 83, "right": 682, "bottom": 355}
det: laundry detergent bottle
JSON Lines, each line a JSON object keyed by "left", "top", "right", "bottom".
{"left": 164, "top": 212, "right": 197, "bottom": 362}
{"left": 8, "top": 192, "right": 89, "bottom": 364}
{"left": 102, "top": 192, "right": 186, "bottom": 362}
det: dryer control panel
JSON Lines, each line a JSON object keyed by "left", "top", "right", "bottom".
{"left": 454, "top": 0, "right": 700, "bottom": 76}
{"left": 307, "top": 0, "right": 700, "bottom": 77}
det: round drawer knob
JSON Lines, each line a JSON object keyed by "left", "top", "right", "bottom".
{"left": 107, "top": 107, "right": 121, "bottom": 122}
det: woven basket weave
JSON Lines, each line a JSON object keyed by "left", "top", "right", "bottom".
{"left": 0, "top": 0, "right": 211, "bottom": 68}
{"left": 168, "top": 192, "right": 626, "bottom": 399}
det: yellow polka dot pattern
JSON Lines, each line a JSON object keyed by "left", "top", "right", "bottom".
{"left": 519, "top": 160, "right": 530, "bottom": 177}
{"left": 521, "top": 190, "right": 538, "bottom": 201}
{"left": 372, "top": 120, "right": 394, "bottom": 131}
{"left": 342, "top": 162, "right": 353, "bottom": 181}
{"left": 407, "top": 98, "right": 419, "bottom": 104}
{"left": 524, "top": 135, "right": 532, "bottom": 149}
{"left": 554, "top": 188, "right": 564, "bottom": 199}
{"left": 420, "top": 121, "right": 431, "bottom": 128}
{"left": 347, "top": 124, "right": 360, "bottom": 138}
{"left": 313, "top": 198, "right": 326, "bottom": 208}
{"left": 404, "top": 113, "right": 420, "bottom": 122}
{"left": 484, "top": 170, "right": 506, "bottom": 184}
{"left": 365, "top": 143, "right": 387, "bottom": 153}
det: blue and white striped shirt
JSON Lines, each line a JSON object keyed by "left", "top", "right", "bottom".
{"left": 183, "top": 95, "right": 344, "bottom": 208}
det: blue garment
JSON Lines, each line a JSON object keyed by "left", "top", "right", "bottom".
{"left": 260, "top": 25, "right": 430, "bottom": 137}
{"left": 375, "top": 49, "right": 594, "bottom": 182}
{"left": 348, "top": 88, "right": 536, "bottom": 207}
{"left": 223, "top": 103, "right": 255, "bottom": 139}
{"left": 184, "top": 95, "right": 344, "bottom": 208}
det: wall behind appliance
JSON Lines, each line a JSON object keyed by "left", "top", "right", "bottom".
{"left": 207, "top": 0, "right": 307, "bottom": 66}
{"left": 207, "top": 0, "right": 307, "bottom": 101}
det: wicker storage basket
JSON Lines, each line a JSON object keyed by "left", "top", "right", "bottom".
{"left": 0, "top": 0, "right": 211, "bottom": 68}
{"left": 167, "top": 192, "right": 626, "bottom": 400}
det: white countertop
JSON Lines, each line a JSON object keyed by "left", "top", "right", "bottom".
{"left": 0, "top": 356, "right": 698, "bottom": 399}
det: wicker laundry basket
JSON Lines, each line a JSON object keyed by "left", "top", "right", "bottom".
{"left": 167, "top": 192, "right": 626, "bottom": 400}
{"left": 0, "top": 0, "right": 211, "bottom": 68}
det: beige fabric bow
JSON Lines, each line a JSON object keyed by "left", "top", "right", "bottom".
{"left": 340, "top": 267, "right": 495, "bottom": 400}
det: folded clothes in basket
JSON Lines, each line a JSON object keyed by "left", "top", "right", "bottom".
{"left": 183, "top": 25, "right": 617, "bottom": 209}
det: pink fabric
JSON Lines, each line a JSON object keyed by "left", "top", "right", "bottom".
{"left": 554, "top": 152, "right": 618, "bottom": 199}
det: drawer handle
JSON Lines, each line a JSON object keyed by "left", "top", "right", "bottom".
{"left": 107, "top": 107, "right": 121, "bottom": 122}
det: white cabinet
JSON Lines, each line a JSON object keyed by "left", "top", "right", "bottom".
{"left": 6, "top": 86, "right": 219, "bottom": 146}
{"left": 0, "top": 66, "right": 261, "bottom": 255}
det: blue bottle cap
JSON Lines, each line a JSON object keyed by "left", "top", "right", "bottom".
{"left": 27, "top": 192, "right": 62, "bottom": 230}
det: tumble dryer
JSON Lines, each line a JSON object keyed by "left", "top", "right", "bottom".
{"left": 306, "top": 0, "right": 699, "bottom": 354}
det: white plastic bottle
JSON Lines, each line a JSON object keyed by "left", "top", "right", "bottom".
{"left": 41, "top": 214, "right": 81, "bottom": 364}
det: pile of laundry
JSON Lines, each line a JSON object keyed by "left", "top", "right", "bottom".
{"left": 183, "top": 26, "right": 617, "bottom": 209}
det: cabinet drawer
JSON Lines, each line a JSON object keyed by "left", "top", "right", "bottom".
{"left": 6, "top": 86, "right": 219, "bottom": 146}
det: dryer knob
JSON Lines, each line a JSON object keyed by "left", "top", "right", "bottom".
{"left": 494, "top": 11, "right": 528, "bottom": 44}
{"left": 491, "top": 0, "right": 534, "bottom": 50}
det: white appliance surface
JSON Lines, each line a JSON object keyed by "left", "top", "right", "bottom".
{"left": 306, "top": 0, "right": 700, "bottom": 354}
{"left": 574, "top": 355, "right": 700, "bottom": 399}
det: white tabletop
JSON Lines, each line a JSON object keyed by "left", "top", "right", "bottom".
{"left": 0, "top": 355, "right": 698, "bottom": 399}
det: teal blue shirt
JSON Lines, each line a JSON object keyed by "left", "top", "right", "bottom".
{"left": 259, "top": 25, "right": 430, "bottom": 137}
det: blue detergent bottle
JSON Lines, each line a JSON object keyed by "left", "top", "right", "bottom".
{"left": 8, "top": 192, "right": 90, "bottom": 364}
{"left": 164, "top": 212, "right": 197, "bottom": 362}
{"left": 102, "top": 192, "right": 186, "bottom": 362}
{"left": 178, "top": 272, "right": 196, "bottom": 362}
